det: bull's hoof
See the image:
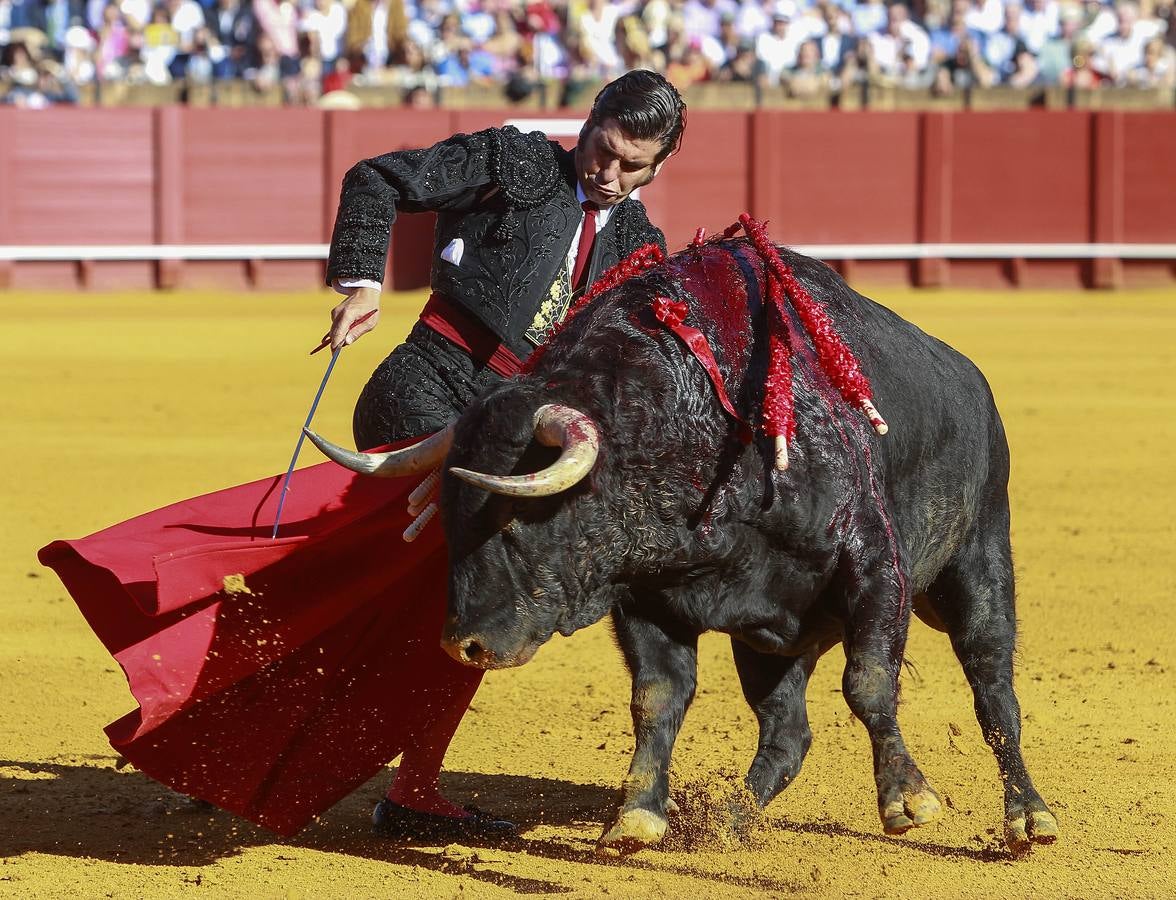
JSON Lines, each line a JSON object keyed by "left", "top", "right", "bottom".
{"left": 595, "top": 808, "right": 669, "bottom": 857}
{"left": 879, "top": 782, "right": 943, "bottom": 835}
{"left": 1004, "top": 799, "right": 1059, "bottom": 852}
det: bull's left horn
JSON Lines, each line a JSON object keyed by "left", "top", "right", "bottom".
{"left": 304, "top": 425, "right": 454, "bottom": 478}
{"left": 449, "top": 404, "right": 599, "bottom": 497}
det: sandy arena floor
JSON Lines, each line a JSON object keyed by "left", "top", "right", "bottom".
{"left": 2, "top": 285, "right": 1174, "bottom": 898}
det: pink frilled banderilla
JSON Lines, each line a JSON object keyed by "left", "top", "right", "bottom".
{"left": 524, "top": 216, "right": 888, "bottom": 472}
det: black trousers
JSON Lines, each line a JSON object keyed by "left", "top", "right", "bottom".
{"left": 352, "top": 322, "right": 507, "bottom": 450}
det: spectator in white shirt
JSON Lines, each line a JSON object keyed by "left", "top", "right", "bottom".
{"left": 1082, "top": 0, "right": 1118, "bottom": 43}
{"left": 699, "top": 11, "right": 742, "bottom": 68}
{"left": 362, "top": 0, "right": 393, "bottom": 70}
{"left": 301, "top": 0, "right": 346, "bottom": 68}
{"left": 532, "top": 28, "right": 567, "bottom": 79}
{"left": 169, "top": 0, "right": 206, "bottom": 48}
{"left": 1128, "top": 35, "right": 1175, "bottom": 86}
{"left": 460, "top": 5, "right": 495, "bottom": 45}
{"left": 868, "top": 2, "right": 931, "bottom": 74}
{"left": 818, "top": 0, "right": 858, "bottom": 72}
{"left": 983, "top": 1, "right": 1030, "bottom": 80}
{"left": 852, "top": 0, "right": 889, "bottom": 35}
{"left": 789, "top": 4, "right": 830, "bottom": 47}
{"left": 642, "top": 0, "right": 671, "bottom": 46}
{"left": 756, "top": 11, "right": 800, "bottom": 81}
{"left": 1018, "top": 0, "right": 1058, "bottom": 53}
{"left": 403, "top": 0, "right": 448, "bottom": 56}
{"left": 578, "top": 0, "right": 624, "bottom": 74}
{"left": 1095, "top": 2, "right": 1162, "bottom": 81}
{"left": 63, "top": 20, "right": 97, "bottom": 83}
{"left": 734, "top": 0, "right": 773, "bottom": 41}
{"left": 120, "top": 0, "right": 151, "bottom": 29}
{"left": 964, "top": 0, "right": 1004, "bottom": 35}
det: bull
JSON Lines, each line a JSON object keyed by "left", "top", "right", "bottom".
{"left": 308, "top": 224, "right": 1058, "bottom": 855}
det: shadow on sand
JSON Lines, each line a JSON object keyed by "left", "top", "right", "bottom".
{"left": 0, "top": 757, "right": 1013, "bottom": 893}
{"left": 0, "top": 757, "right": 613, "bottom": 893}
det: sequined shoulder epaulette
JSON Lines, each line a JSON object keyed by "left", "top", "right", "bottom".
{"left": 485, "top": 126, "right": 562, "bottom": 208}
{"left": 481, "top": 126, "right": 563, "bottom": 241}
{"left": 614, "top": 198, "right": 668, "bottom": 257}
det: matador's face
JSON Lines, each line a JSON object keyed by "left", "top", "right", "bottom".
{"left": 574, "top": 117, "right": 665, "bottom": 209}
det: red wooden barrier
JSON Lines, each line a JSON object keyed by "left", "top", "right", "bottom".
{"left": 1119, "top": 112, "right": 1176, "bottom": 287}
{"left": 0, "top": 107, "right": 156, "bottom": 289}
{"left": 750, "top": 111, "right": 923, "bottom": 285}
{"left": 160, "top": 108, "right": 325, "bottom": 289}
{"left": 1, "top": 108, "right": 1173, "bottom": 291}
{"left": 1122, "top": 111, "right": 1176, "bottom": 243}
{"left": 750, "top": 111, "right": 921, "bottom": 244}
{"left": 950, "top": 111, "right": 1092, "bottom": 288}
{"left": 917, "top": 112, "right": 952, "bottom": 287}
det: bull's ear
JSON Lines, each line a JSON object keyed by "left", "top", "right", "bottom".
{"left": 448, "top": 405, "right": 599, "bottom": 497}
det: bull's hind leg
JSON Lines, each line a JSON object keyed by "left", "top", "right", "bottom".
{"left": 840, "top": 551, "right": 943, "bottom": 835}
{"left": 928, "top": 515, "right": 1058, "bottom": 851}
{"left": 731, "top": 641, "right": 819, "bottom": 806}
{"left": 597, "top": 609, "right": 698, "bottom": 855}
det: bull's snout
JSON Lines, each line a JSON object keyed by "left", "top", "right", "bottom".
{"left": 442, "top": 633, "right": 497, "bottom": 668}
{"left": 441, "top": 621, "right": 540, "bottom": 669}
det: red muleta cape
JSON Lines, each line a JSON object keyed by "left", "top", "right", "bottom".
{"left": 38, "top": 445, "right": 481, "bottom": 837}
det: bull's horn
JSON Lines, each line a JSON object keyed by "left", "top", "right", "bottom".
{"left": 449, "top": 404, "right": 599, "bottom": 497}
{"left": 303, "top": 425, "right": 454, "bottom": 478}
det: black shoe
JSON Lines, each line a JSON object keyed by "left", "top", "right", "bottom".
{"left": 371, "top": 798, "right": 518, "bottom": 843}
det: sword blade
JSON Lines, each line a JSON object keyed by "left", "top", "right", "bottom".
{"left": 271, "top": 346, "right": 343, "bottom": 539}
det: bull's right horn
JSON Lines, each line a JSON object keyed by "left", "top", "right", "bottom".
{"left": 448, "top": 404, "right": 599, "bottom": 497}
{"left": 304, "top": 425, "right": 454, "bottom": 478}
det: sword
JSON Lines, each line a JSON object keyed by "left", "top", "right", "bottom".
{"left": 271, "top": 310, "right": 376, "bottom": 539}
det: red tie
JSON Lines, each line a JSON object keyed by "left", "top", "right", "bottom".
{"left": 571, "top": 201, "right": 599, "bottom": 291}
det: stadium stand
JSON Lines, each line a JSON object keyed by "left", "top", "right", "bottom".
{"left": 0, "top": 0, "right": 1172, "bottom": 109}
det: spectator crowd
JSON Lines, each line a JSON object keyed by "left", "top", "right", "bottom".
{"left": 1, "top": 0, "right": 1174, "bottom": 107}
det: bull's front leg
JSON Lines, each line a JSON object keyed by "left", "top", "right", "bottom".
{"left": 731, "top": 640, "right": 820, "bottom": 806}
{"left": 840, "top": 549, "right": 944, "bottom": 835}
{"left": 597, "top": 608, "right": 698, "bottom": 855}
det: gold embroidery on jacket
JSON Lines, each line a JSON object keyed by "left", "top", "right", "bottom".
{"left": 525, "top": 257, "right": 575, "bottom": 346}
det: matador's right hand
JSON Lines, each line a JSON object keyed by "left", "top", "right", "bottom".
{"left": 328, "top": 286, "right": 381, "bottom": 350}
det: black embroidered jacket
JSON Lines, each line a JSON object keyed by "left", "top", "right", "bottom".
{"left": 326, "top": 125, "right": 667, "bottom": 359}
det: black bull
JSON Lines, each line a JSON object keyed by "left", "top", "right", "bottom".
{"left": 342, "top": 238, "right": 1058, "bottom": 853}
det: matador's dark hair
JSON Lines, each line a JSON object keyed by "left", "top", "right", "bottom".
{"left": 588, "top": 70, "right": 687, "bottom": 163}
